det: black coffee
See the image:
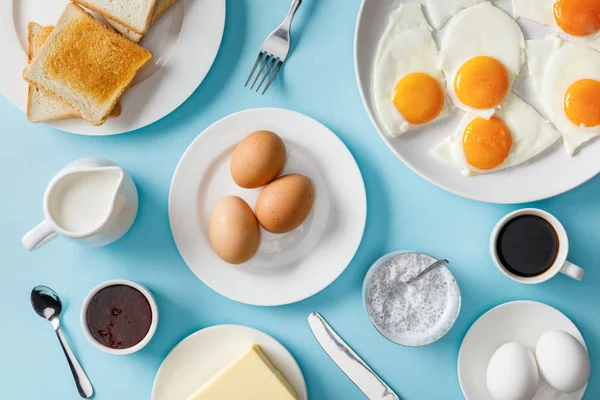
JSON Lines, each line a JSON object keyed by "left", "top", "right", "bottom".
{"left": 496, "top": 215, "right": 559, "bottom": 277}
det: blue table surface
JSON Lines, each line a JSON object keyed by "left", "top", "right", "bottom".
{"left": 1, "top": 1, "right": 599, "bottom": 399}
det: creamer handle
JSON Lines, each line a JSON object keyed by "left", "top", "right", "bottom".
{"left": 22, "top": 220, "right": 57, "bottom": 251}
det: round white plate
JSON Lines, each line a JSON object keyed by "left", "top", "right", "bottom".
{"left": 355, "top": 0, "right": 600, "bottom": 204}
{"left": 169, "top": 108, "right": 366, "bottom": 306}
{"left": 152, "top": 325, "right": 308, "bottom": 400}
{"left": 0, "top": 0, "right": 225, "bottom": 135}
{"left": 458, "top": 301, "right": 588, "bottom": 400}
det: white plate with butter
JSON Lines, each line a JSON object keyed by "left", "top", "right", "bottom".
{"left": 169, "top": 108, "right": 367, "bottom": 306}
{"left": 152, "top": 325, "right": 308, "bottom": 400}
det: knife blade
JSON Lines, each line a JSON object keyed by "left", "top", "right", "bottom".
{"left": 308, "top": 312, "right": 401, "bottom": 400}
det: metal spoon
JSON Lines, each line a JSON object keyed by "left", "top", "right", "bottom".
{"left": 405, "top": 259, "right": 449, "bottom": 285}
{"left": 31, "top": 286, "right": 94, "bottom": 398}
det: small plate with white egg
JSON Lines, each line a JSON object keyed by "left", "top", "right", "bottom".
{"left": 169, "top": 108, "right": 366, "bottom": 306}
{"left": 458, "top": 300, "right": 589, "bottom": 400}
{"left": 355, "top": 0, "right": 600, "bottom": 203}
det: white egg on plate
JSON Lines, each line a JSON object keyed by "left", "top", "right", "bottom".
{"left": 513, "top": 0, "right": 600, "bottom": 51}
{"left": 372, "top": 3, "right": 451, "bottom": 137}
{"left": 431, "top": 92, "right": 560, "bottom": 176}
{"left": 424, "top": 0, "right": 485, "bottom": 29}
{"left": 527, "top": 38, "right": 600, "bottom": 155}
{"left": 536, "top": 329, "right": 591, "bottom": 393}
{"left": 486, "top": 342, "right": 539, "bottom": 400}
{"left": 439, "top": 2, "right": 525, "bottom": 119}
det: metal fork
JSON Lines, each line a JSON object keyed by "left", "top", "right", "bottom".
{"left": 244, "top": 0, "right": 302, "bottom": 95}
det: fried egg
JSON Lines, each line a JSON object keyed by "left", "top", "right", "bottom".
{"left": 424, "top": 0, "right": 485, "bottom": 29}
{"left": 440, "top": 2, "right": 525, "bottom": 119}
{"left": 431, "top": 92, "right": 560, "bottom": 176}
{"left": 372, "top": 3, "right": 450, "bottom": 137}
{"left": 513, "top": 0, "right": 600, "bottom": 51}
{"left": 527, "top": 38, "right": 600, "bottom": 155}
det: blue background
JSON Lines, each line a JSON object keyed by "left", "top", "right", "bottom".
{"left": 1, "top": 1, "right": 599, "bottom": 399}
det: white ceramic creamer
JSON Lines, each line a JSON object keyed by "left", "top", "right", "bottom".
{"left": 22, "top": 158, "right": 138, "bottom": 250}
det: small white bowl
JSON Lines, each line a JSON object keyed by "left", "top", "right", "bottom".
{"left": 81, "top": 279, "right": 159, "bottom": 355}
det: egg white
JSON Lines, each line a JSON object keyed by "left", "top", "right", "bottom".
{"left": 440, "top": 2, "right": 525, "bottom": 119}
{"left": 527, "top": 38, "right": 600, "bottom": 155}
{"left": 424, "top": 0, "right": 485, "bottom": 29}
{"left": 513, "top": 0, "right": 600, "bottom": 52}
{"left": 372, "top": 3, "right": 451, "bottom": 137}
{"left": 431, "top": 92, "right": 560, "bottom": 176}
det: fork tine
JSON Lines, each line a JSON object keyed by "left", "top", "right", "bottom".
{"left": 245, "top": 51, "right": 265, "bottom": 87}
{"left": 261, "top": 60, "right": 283, "bottom": 95}
{"left": 256, "top": 57, "right": 277, "bottom": 93}
{"left": 251, "top": 54, "right": 271, "bottom": 90}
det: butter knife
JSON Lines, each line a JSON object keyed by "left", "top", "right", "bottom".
{"left": 308, "top": 312, "right": 401, "bottom": 400}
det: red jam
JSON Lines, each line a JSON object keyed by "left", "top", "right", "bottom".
{"left": 86, "top": 285, "right": 152, "bottom": 349}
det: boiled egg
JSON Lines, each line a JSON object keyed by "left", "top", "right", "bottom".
{"left": 424, "top": 0, "right": 485, "bottom": 29}
{"left": 527, "top": 38, "right": 600, "bottom": 155}
{"left": 230, "top": 130, "right": 286, "bottom": 189}
{"left": 255, "top": 174, "right": 314, "bottom": 234}
{"left": 513, "top": 0, "right": 600, "bottom": 51}
{"left": 486, "top": 342, "right": 539, "bottom": 400}
{"left": 372, "top": 3, "right": 450, "bottom": 137}
{"left": 431, "top": 92, "right": 560, "bottom": 175}
{"left": 440, "top": 2, "right": 525, "bottom": 119}
{"left": 209, "top": 196, "right": 260, "bottom": 264}
{"left": 536, "top": 329, "right": 590, "bottom": 393}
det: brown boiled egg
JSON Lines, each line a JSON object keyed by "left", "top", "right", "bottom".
{"left": 209, "top": 196, "right": 260, "bottom": 264}
{"left": 230, "top": 130, "right": 286, "bottom": 189}
{"left": 255, "top": 174, "right": 315, "bottom": 234}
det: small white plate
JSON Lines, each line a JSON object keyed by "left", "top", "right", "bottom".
{"left": 152, "top": 325, "right": 308, "bottom": 400}
{"left": 354, "top": 0, "right": 600, "bottom": 203}
{"left": 0, "top": 0, "right": 225, "bottom": 135}
{"left": 169, "top": 108, "right": 366, "bottom": 306}
{"left": 458, "top": 300, "right": 588, "bottom": 400}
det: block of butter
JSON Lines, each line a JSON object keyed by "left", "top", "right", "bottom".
{"left": 186, "top": 344, "right": 298, "bottom": 400}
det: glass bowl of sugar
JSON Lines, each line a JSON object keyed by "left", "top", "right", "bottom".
{"left": 362, "top": 250, "right": 461, "bottom": 346}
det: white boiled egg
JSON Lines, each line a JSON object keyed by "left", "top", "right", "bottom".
{"left": 536, "top": 330, "right": 591, "bottom": 393}
{"left": 424, "top": 0, "right": 485, "bottom": 29}
{"left": 372, "top": 3, "right": 450, "bottom": 137}
{"left": 527, "top": 38, "right": 600, "bottom": 155}
{"left": 440, "top": 2, "right": 525, "bottom": 119}
{"left": 513, "top": 0, "right": 600, "bottom": 51}
{"left": 431, "top": 92, "right": 560, "bottom": 176}
{"left": 486, "top": 342, "right": 539, "bottom": 400}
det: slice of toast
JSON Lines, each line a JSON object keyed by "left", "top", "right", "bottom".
{"left": 108, "top": 0, "right": 177, "bottom": 42}
{"left": 23, "top": 4, "right": 152, "bottom": 126}
{"left": 74, "top": 0, "right": 157, "bottom": 35}
{"left": 27, "top": 22, "right": 120, "bottom": 122}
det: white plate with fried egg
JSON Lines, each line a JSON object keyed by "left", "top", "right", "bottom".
{"left": 355, "top": 0, "right": 600, "bottom": 203}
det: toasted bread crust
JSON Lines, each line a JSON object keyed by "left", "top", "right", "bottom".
{"left": 74, "top": 0, "right": 157, "bottom": 34}
{"left": 25, "top": 4, "right": 151, "bottom": 125}
{"left": 26, "top": 21, "right": 121, "bottom": 123}
{"left": 152, "top": 0, "right": 177, "bottom": 23}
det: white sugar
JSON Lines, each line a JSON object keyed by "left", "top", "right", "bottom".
{"left": 365, "top": 252, "right": 460, "bottom": 346}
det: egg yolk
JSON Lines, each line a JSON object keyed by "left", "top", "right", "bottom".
{"left": 393, "top": 72, "right": 445, "bottom": 124}
{"left": 553, "top": 0, "right": 600, "bottom": 37}
{"left": 462, "top": 116, "right": 512, "bottom": 170}
{"left": 454, "top": 56, "right": 509, "bottom": 109}
{"left": 564, "top": 79, "right": 600, "bottom": 127}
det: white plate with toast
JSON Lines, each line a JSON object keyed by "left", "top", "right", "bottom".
{"left": 169, "top": 108, "right": 367, "bottom": 306}
{"left": 0, "top": 0, "right": 225, "bottom": 135}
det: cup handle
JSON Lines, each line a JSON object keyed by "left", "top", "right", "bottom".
{"left": 22, "top": 220, "right": 57, "bottom": 251}
{"left": 560, "top": 260, "right": 584, "bottom": 281}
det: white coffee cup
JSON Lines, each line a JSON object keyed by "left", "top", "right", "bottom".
{"left": 490, "top": 208, "right": 584, "bottom": 284}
